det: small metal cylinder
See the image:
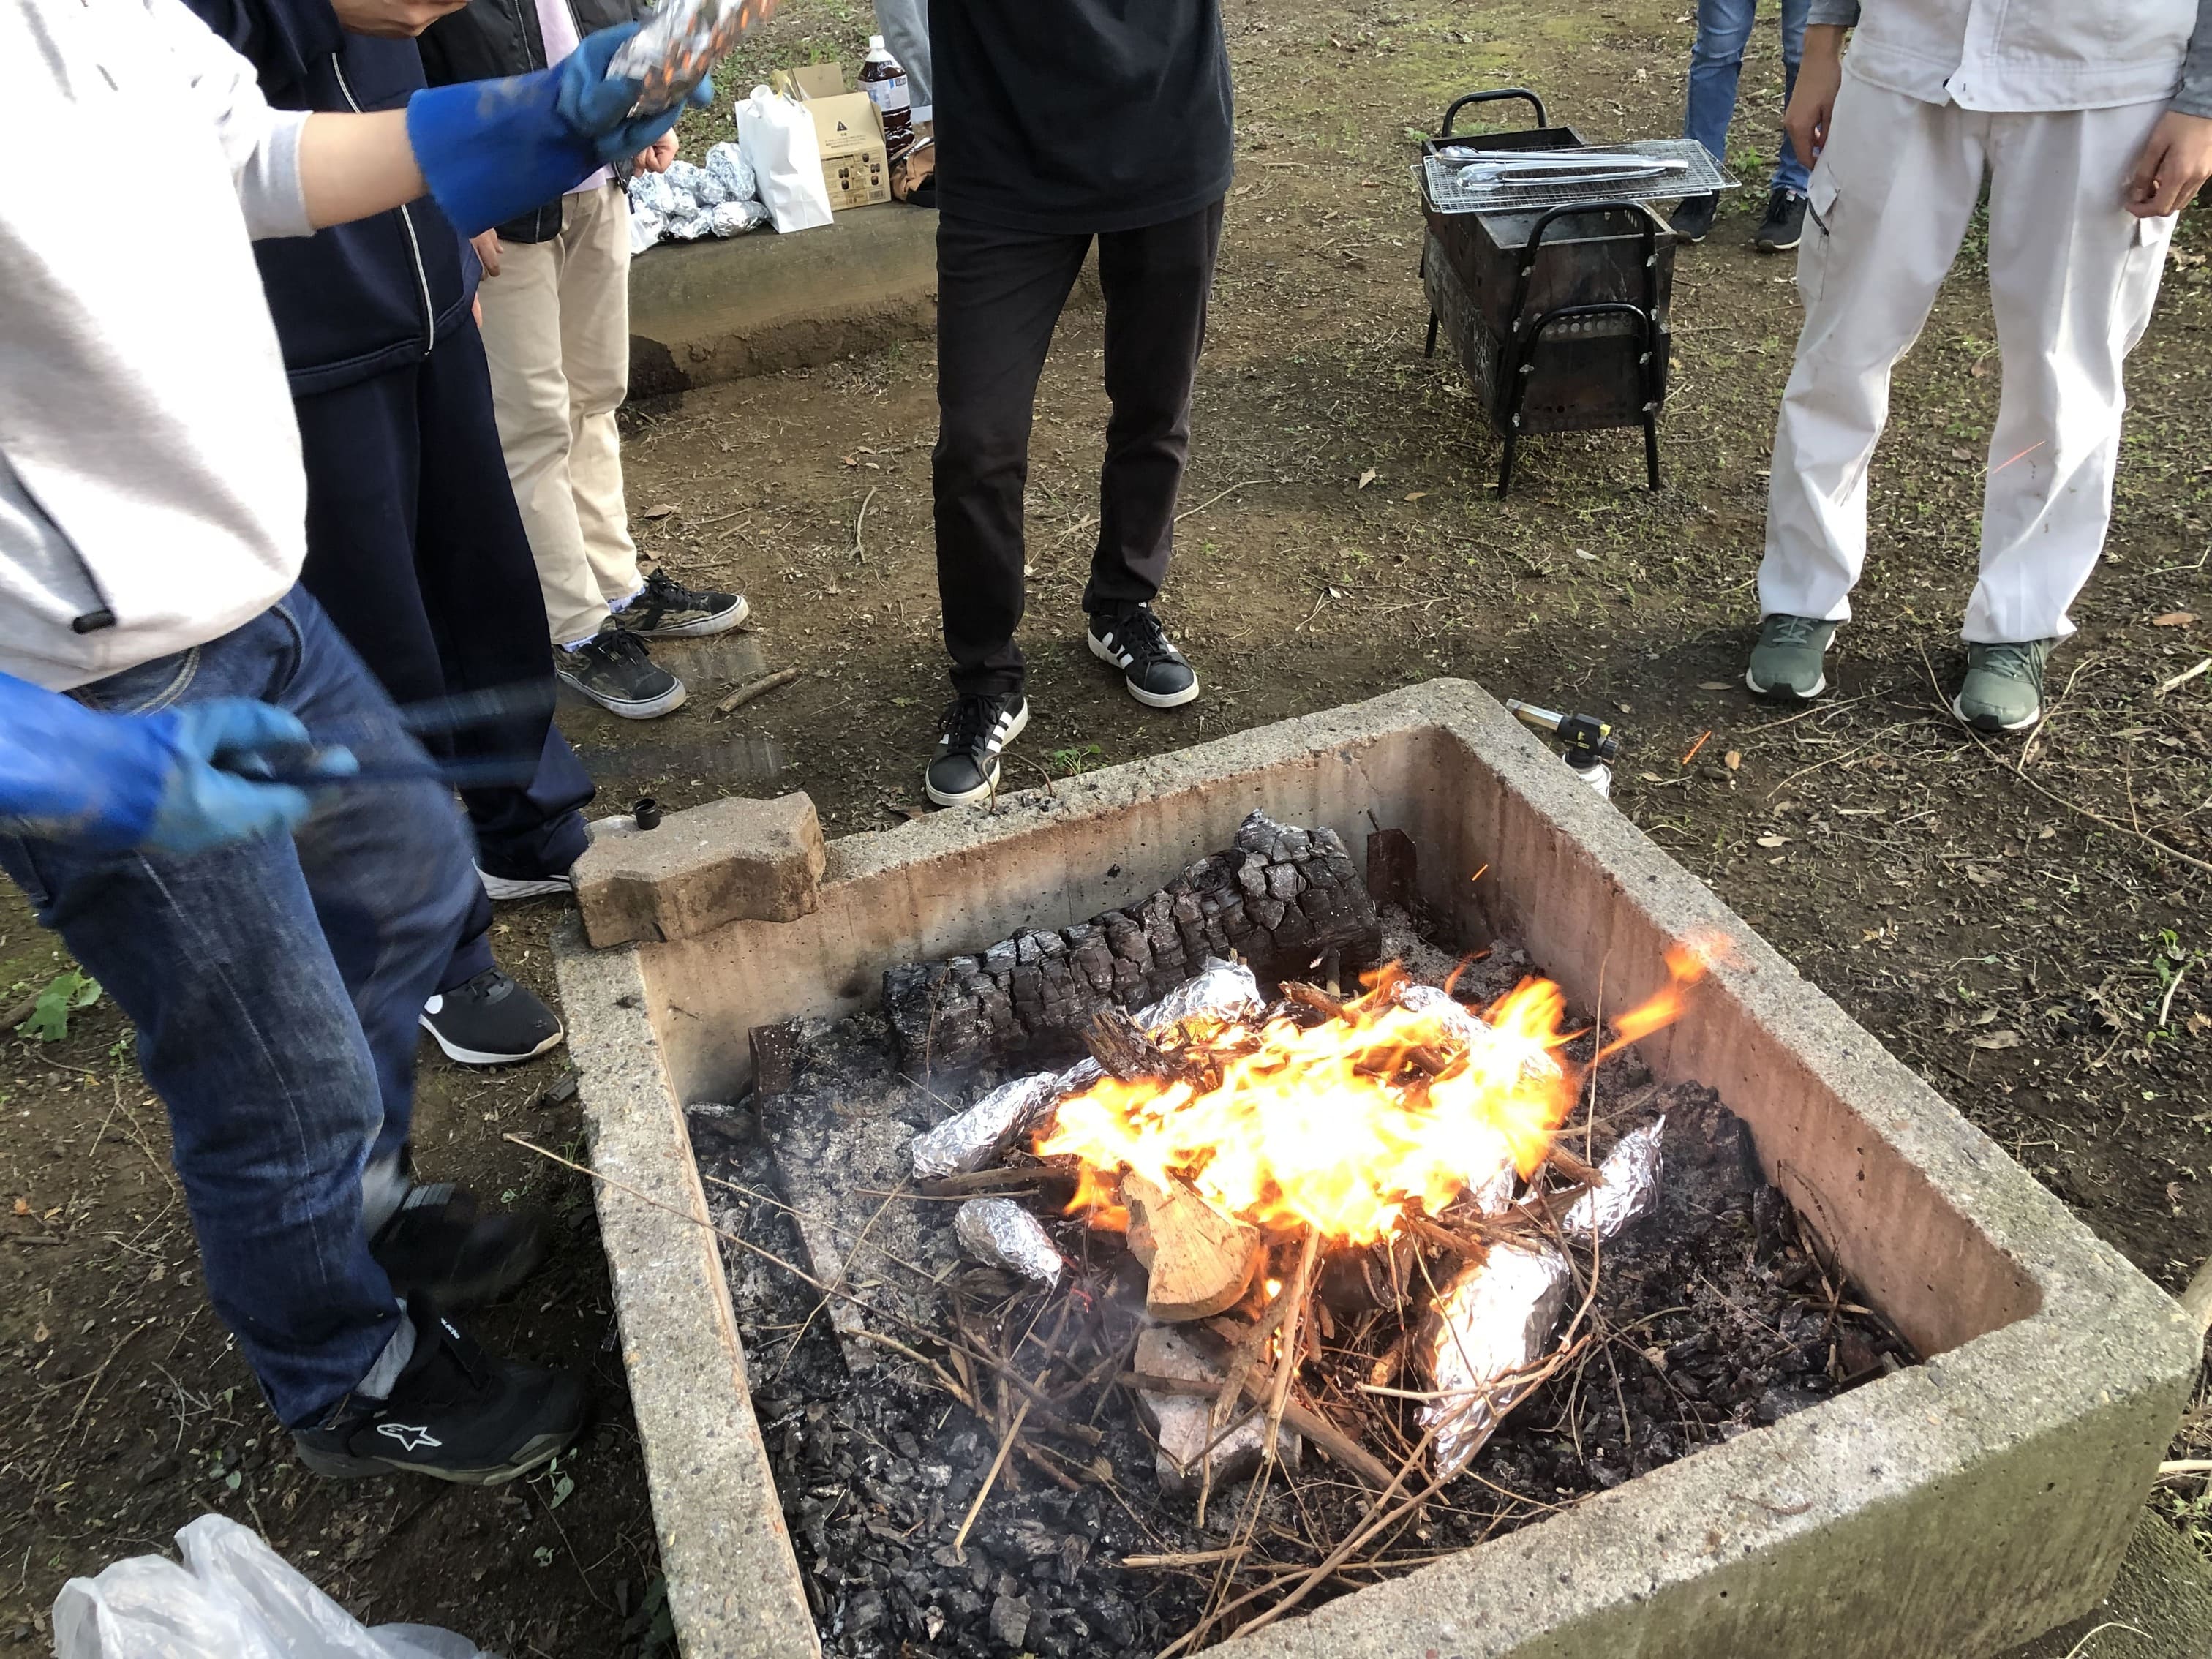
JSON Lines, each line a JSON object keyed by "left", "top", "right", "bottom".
{"left": 633, "top": 797, "right": 663, "bottom": 831}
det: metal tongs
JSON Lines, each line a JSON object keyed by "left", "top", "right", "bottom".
{"left": 1452, "top": 148, "right": 1689, "bottom": 190}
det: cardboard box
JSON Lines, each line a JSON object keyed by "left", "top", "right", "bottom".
{"left": 808, "top": 90, "right": 890, "bottom": 210}
{"left": 791, "top": 61, "right": 846, "bottom": 99}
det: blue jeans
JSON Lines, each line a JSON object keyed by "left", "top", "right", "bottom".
{"left": 1684, "top": 0, "right": 1811, "bottom": 196}
{"left": 0, "top": 592, "right": 475, "bottom": 1426}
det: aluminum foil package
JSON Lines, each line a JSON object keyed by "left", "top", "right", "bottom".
{"left": 606, "top": 0, "right": 778, "bottom": 119}
{"left": 664, "top": 158, "right": 725, "bottom": 206}
{"left": 908, "top": 1070, "right": 1068, "bottom": 1179}
{"left": 628, "top": 170, "right": 677, "bottom": 214}
{"left": 1560, "top": 1118, "right": 1666, "bottom": 1243}
{"left": 710, "top": 198, "right": 771, "bottom": 236}
{"left": 1421, "top": 1238, "right": 1570, "bottom": 1481}
{"left": 665, "top": 209, "right": 712, "bottom": 241}
{"left": 953, "top": 1198, "right": 1062, "bottom": 1287}
{"left": 1140, "top": 959, "right": 1263, "bottom": 1033}
{"left": 1397, "top": 982, "right": 1562, "bottom": 1089}
{"left": 704, "top": 140, "right": 759, "bottom": 206}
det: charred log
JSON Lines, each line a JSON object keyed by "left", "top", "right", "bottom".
{"left": 882, "top": 813, "right": 1382, "bottom": 1073}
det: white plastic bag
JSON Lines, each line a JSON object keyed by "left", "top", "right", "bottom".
{"left": 736, "top": 85, "right": 833, "bottom": 233}
{"left": 53, "top": 1516, "right": 496, "bottom": 1659}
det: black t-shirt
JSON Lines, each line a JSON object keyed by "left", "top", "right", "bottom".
{"left": 930, "top": 0, "right": 1234, "bottom": 234}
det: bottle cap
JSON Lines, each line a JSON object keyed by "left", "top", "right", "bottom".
{"left": 868, "top": 33, "right": 885, "bottom": 48}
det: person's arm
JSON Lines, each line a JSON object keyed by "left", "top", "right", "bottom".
{"left": 2126, "top": 0, "right": 2212, "bottom": 217}
{"left": 1783, "top": 12, "right": 1854, "bottom": 173}
{"left": 0, "top": 675, "right": 352, "bottom": 855}
{"left": 151, "top": 0, "right": 709, "bottom": 238}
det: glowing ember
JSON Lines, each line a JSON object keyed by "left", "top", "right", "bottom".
{"left": 1038, "top": 948, "right": 1708, "bottom": 1246}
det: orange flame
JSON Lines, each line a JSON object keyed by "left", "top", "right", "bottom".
{"left": 1037, "top": 949, "right": 1709, "bottom": 1247}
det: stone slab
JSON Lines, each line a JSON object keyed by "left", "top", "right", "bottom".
{"left": 573, "top": 791, "right": 826, "bottom": 948}
{"left": 628, "top": 204, "right": 939, "bottom": 396}
{"left": 557, "top": 680, "right": 2202, "bottom": 1659}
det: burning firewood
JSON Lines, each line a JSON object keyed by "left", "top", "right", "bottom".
{"left": 1122, "top": 1171, "right": 1264, "bottom": 1322}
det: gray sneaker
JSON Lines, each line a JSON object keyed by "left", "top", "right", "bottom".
{"left": 1745, "top": 614, "right": 1837, "bottom": 700}
{"left": 1952, "top": 639, "right": 2054, "bottom": 732}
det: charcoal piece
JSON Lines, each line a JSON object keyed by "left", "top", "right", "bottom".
{"left": 881, "top": 813, "right": 1381, "bottom": 1071}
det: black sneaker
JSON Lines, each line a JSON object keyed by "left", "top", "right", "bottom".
{"left": 421, "top": 968, "right": 565, "bottom": 1066}
{"left": 1669, "top": 192, "right": 1720, "bottom": 243}
{"left": 556, "top": 624, "right": 685, "bottom": 720}
{"left": 1755, "top": 188, "right": 1807, "bottom": 253}
{"left": 925, "top": 692, "right": 1029, "bottom": 808}
{"left": 615, "top": 568, "right": 750, "bottom": 640}
{"left": 372, "top": 1181, "right": 549, "bottom": 1310}
{"left": 293, "top": 1299, "right": 584, "bottom": 1485}
{"left": 1087, "top": 605, "right": 1200, "bottom": 709}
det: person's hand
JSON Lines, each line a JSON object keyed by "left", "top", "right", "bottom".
{"left": 470, "top": 227, "right": 502, "bottom": 277}
{"left": 1784, "top": 25, "right": 1848, "bottom": 170}
{"left": 329, "top": 0, "right": 467, "bottom": 38}
{"left": 143, "top": 701, "right": 357, "bottom": 857}
{"left": 556, "top": 22, "right": 714, "bottom": 166}
{"left": 635, "top": 130, "right": 678, "bottom": 173}
{"left": 2126, "top": 110, "right": 2212, "bottom": 218}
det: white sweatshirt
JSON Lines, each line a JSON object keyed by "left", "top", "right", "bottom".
{"left": 0, "top": 0, "right": 315, "bottom": 691}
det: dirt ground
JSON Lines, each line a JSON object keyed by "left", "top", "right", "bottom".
{"left": 6, "top": 0, "right": 2211, "bottom": 1651}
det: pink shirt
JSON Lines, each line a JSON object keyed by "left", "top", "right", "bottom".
{"left": 534, "top": 0, "right": 612, "bottom": 195}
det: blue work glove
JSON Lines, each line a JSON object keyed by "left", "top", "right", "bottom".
{"left": 0, "top": 674, "right": 353, "bottom": 855}
{"left": 145, "top": 701, "right": 358, "bottom": 857}
{"left": 405, "top": 24, "right": 714, "bottom": 238}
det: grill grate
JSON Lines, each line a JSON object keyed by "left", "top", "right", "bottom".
{"left": 1421, "top": 138, "right": 1739, "bottom": 216}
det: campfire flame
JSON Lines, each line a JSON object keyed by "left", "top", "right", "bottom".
{"left": 1039, "top": 947, "right": 1709, "bottom": 1247}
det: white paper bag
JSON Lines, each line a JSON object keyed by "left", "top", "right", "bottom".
{"left": 736, "top": 85, "right": 834, "bottom": 233}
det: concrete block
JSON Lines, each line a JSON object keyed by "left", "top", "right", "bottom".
{"left": 627, "top": 204, "right": 937, "bottom": 396}
{"left": 573, "top": 792, "right": 826, "bottom": 947}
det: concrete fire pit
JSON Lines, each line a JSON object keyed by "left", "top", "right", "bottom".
{"left": 553, "top": 679, "right": 2198, "bottom": 1659}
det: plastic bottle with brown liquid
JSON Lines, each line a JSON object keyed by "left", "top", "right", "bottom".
{"left": 859, "top": 34, "right": 913, "bottom": 164}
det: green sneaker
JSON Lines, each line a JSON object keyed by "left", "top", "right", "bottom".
{"left": 1745, "top": 614, "right": 1837, "bottom": 700}
{"left": 1952, "top": 639, "right": 2054, "bottom": 733}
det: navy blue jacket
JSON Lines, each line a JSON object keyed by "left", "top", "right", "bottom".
{"left": 184, "top": 0, "right": 477, "bottom": 397}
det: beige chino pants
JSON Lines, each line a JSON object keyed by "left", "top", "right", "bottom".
{"left": 478, "top": 180, "right": 644, "bottom": 647}
{"left": 1760, "top": 75, "right": 2175, "bottom": 644}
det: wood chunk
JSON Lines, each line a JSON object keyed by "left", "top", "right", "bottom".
{"left": 1124, "top": 1172, "right": 1264, "bottom": 1322}
{"left": 1131, "top": 1325, "right": 1297, "bottom": 1495}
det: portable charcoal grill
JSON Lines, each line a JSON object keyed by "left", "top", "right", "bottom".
{"left": 1417, "top": 89, "right": 1732, "bottom": 497}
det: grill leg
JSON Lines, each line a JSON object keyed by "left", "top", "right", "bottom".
{"left": 1644, "top": 412, "right": 1661, "bottom": 492}
{"left": 1497, "top": 429, "right": 1519, "bottom": 499}
{"left": 1424, "top": 312, "right": 1439, "bottom": 360}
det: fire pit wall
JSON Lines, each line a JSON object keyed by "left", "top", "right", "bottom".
{"left": 554, "top": 680, "right": 2198, "bottom": 1659}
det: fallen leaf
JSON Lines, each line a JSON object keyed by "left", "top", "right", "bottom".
{"left": 1964, "top": 865, "right": 2001, "bottom": 887}
{"left": 1574, "top": 547, "right": 1596, "bottom": 561}
{"left": 641, "top": 503, "right": 677, "bottom": 520}
{"left": 2153, "top": 612, "right": 2197, "bottom": 628}
{"left": 1951, "top": 447, "right": 1974, "bottom": 461}
{"left": 1697, "top": 680, "right": 1730, "bottom": 691}
{"left": 33, "top": 1322, "right": 49, "bottom": 1344}
{"left": 2167, "top": 1181, "right": 2186, "bottom": 1214}
{"left": 10, "top": 1197, "right": 25, "bottom": 1216}
{"left": 1968, "top": 1029, "right": 2023, "bottom": 1050}
{"left": 840, "top": 455, "right": 859, "bottom": 468}
{"left": 1403, "top": 491, "right": 1428, "bottom": 502}
{"left": 1356, "top": 468, "right": 1377, "bottom": 490}
{"left": 883, "top": 801, "right": 928, "bottom": 821}
{"left": 1724, "top": 750, "right": 1741, "bottom": 771}
{"left": 1755, "top": 834, "right": 1789, "bottom": 849}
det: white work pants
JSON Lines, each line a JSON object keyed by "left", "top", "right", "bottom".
{"left": 477, "top": 181, "right": 644, "bottom": 647}
{"left": 1759, "top": 76, "right": 2174, "bottom": 642}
